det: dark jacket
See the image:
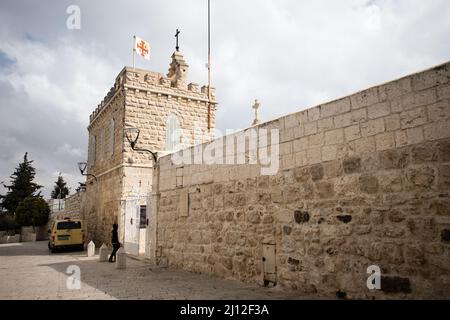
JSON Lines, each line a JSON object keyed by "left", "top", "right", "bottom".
{"left": 112, "top": 229, "right": 119, "bottom": 245}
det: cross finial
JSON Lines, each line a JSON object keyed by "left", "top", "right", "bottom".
{"left": 175, "top": 28, "right": 180, "bottom": 51}
{"left": 252, "top": 99, "right": 260, "bottom": 126}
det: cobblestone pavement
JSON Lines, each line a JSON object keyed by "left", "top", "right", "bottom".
{"left": 0, "top": 241, "right": 307, "bottom": 300}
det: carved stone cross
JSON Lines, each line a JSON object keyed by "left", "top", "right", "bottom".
{"left": 252, "top": 99, "right": 260, "bottom": 126}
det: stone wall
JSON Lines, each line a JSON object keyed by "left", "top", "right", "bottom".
{"left": 153, "top": 62, "right": 450, "bottom": 299}
{"left": 50, "top": 192, "right": 85, "bottom": 221}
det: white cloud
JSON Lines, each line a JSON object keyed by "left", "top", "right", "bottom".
{"left": 55, "top": 143, "right": 85, "bottom": 157}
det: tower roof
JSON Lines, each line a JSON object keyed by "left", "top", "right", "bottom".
{"left": 167, "top": 51, "right": 189, "bottom": 87}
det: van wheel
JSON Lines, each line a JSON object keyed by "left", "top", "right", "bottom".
{"left": 77, "top": 244, "right": 84, "bottom": 252}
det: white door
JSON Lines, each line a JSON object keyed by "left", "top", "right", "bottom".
{"left": 124, "top": 199, "right": 140, "bottom": 256}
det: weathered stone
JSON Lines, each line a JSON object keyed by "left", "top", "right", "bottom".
{"left": 282, "top": 186, "right": 300, "bottom": 203}
{"left": 336, "top": 290, "right": 347, "bottom": 299}
{"left": 411, "top": 144, "right": 438, "bottom": 163}
{"left": 315, "top": 181, "right": 335, "bottom": 198}
{"left": 247, "top": 211, "right": 261, "bottom": 224}
{"left": 343, "top": 157, "right": 361, "bottom": 174}
{"left": 294, "top": 211, "right": 310, "bottom": 224}
{"left": 441, "top": 229, "right": 450, "bottom": 243}
{"left": 323, "top": 161, "right": 343, "bottom": 178}
{"left": 307, "top": 244, "right": 323, "bottom": 256}
{"left": 407, "top": 217, "right": 437, "bottom": 241}
{"left": 379, "top": 148, "right": 409, "bottom": 169}
{"left": 405, "top": 245, "right": 426, "bottom": 266}
{"left": 388, "top": 210, "right": 405, "bottom": 223}
{"left": 336, "top": 215, "right": 352, "bottom": 223}
{"left": 359, "top": 175, "right": 379, "bottom": 194}
{"left": 310, "top": 164, "right": 324, "bottom": 181}
{"left": 377, "top": 172, "right": 403, "bottom": 193}
{"left": 438, "top": 164, "right": 450, "bottom": 189}
{"left": 405, "top": 166, "right": 436, "bottom": 189}
{"left": 287, "top": 257, "right": 300, "bottom": 266}
{"left": 438, "top": 140, "right": 450, "bottom": 162}
{"left": 283, "top": 226, "right": 292, "bottom": 235}
{"left": 429, "top": 199, "right": 450, "bottom": 216}
{"left": 400, "top": 107, "right": 428, "bottom": 129}
{"left": 368, "top": 243, "right": 383, "bottom": 261}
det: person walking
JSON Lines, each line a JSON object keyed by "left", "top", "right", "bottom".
{"left": 108, "top": 223, "right": 120, "bottom": 262}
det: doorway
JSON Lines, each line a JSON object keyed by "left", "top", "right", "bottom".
{"left": 123, "top": 196, "right": 147, "bottom": 256}
{"left": 262, "top": 243, "right": 276, "bottom": 286}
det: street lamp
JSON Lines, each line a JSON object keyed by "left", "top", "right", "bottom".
{"left": 77, "top": 162, "right": 97, "bottom": 181}
{"left": 124, "top": 126, "right": 158, "bottom": 163}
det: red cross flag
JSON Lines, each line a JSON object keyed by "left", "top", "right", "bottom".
{"left": 134, "top": 36, "right": 150, "bottom": 60}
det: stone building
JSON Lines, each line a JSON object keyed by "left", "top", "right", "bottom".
{"left": 83, "top": 51, "right": 217, "bottom": 255}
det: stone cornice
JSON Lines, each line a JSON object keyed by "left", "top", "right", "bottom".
{"left": 123, "top": 84, "right": 218, "bottom": 105}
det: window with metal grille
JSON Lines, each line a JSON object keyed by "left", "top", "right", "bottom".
{"left": 139, "top": 205, "right": 147, "bottom": 229}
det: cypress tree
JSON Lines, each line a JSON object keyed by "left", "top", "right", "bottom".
{"left": 0, "top": 153, "right": 42, "bottom": 213}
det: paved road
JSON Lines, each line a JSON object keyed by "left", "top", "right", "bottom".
{"left": 0, "top": 241, "right": 304, "bottom": 300}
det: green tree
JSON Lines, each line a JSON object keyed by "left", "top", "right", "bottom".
{"left": 15, "top": 196, "right": 49, "bottom": 227}
{"left": 0, "top": 153, "right": 42, "bottom": 213}
{"left": 51, "top": 174, "right": 69, "bottom": 199}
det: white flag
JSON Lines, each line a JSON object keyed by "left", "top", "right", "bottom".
{"left": 134, "top": 36, "right": 150, "bottom": 60}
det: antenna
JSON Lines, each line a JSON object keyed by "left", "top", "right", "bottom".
{"left": 207, "top": 0, "right": 212, "bottom": 130}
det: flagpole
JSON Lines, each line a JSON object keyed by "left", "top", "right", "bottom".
{"left": 207, "top": 0, "right": 211, "bottom": 131}
{"left": 133, "top": 35, "right": 136, "bottom": 69}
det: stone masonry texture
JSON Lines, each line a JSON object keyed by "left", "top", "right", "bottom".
{"left": 153, "top": 62, "right": 450, "bottom": 299}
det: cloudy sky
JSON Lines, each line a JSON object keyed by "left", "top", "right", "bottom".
{"left": 0, "top": 0, "right": 449, "bottom": 198}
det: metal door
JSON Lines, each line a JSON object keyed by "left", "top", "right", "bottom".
{"left": 262, "top": 243, "right": 276, "bottom": 285}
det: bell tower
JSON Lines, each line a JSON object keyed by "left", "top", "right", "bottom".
{"left": 84, "top": 50, "right": 217, "bottom": 251}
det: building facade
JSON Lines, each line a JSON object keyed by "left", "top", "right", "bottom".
{"left": 84, "top": 51, "right": 217, "bottom": 255}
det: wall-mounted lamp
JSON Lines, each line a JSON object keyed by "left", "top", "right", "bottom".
{"left": 124, "top": 126, "right": 158, "bottom": 163}
{"left": 77, "top": 162, "right": 97, "bottom": 182}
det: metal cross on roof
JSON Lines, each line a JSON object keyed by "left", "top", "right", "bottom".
{"left": 175, "top": 29, "right": 180, "bottom": 51}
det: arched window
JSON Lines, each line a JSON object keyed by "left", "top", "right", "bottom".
{"left": 88, "top": 135, "right": 96, "bottom": 167}
{"left": 109, "top": 118, "right": 115, "bottom": 156}
{"left": 165, "top": 113, "right": 180, "bottom": 152}
{"left": 98, "top": 129, "right": 104, "bottom": 160}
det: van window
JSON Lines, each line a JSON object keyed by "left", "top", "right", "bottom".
{"left": 57, "top": 221, "right": 81, "bottom": 230}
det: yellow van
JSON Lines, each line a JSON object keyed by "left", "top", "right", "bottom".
{"left": 48, "top": 218, "right": 85, "bottom": 253}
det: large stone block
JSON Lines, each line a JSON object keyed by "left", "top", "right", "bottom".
{"left": 400, "top": 107, "right": 428, "bottom": 129}
{"left": 321, "top": 98, "right": 351, "bottom": 118}
{"left": 350, "top": 87, "right": 379, "bottom": 110}
{"left": 411, "top": 64, "right": 450, "bottom": 91}
{"left": 324, "top": 128, "right": 344, "bottom": 145}
{"left": 361, "top": 118, "right": 385, "bottom": 137}
{"left": 359, "top": 175, "right": 379, "bottom": 194}
{"left": 405, "top": 166, "right": 436, "bottom": 189}
{"left": 368, "top": 102, "right": 390, "bottom": 119}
